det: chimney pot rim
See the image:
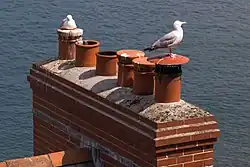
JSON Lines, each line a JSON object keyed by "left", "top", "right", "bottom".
{"left": 149, "top": 54, "right": 189, "bottom": 65}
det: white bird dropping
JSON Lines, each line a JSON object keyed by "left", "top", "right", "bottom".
{"left": 144, "top": 20, "right": 187, "bottom": 58}
{"left": 60, "top": 14, "right": 77, "bottom": 30}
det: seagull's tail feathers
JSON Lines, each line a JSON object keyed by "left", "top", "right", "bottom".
{"left": 144, "top": 46, "right": 156, "bottom": 52}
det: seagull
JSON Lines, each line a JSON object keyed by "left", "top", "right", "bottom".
{"left": 144, "top": 20, "right": 186, "bottom": 58}
{"left": 60, "top": 14, "right": 77, "bottom": 30}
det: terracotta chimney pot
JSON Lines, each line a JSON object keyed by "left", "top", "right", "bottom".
{"left": 149, "top": 55, "right": 189, "bottom": 103}
{"left": 57, "top": 28, "right": 83, "bottom": 60}
{"left": 116, "top": 49, "right": 145, "bottom": 87}
{"left": 132, "top": 57, "right": 155, "bottom": 95}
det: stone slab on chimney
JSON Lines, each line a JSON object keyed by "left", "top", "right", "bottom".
{"left": 27, "top": 58, "right": 220, "bottom": 167}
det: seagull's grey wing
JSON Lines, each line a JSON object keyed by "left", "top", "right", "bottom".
{"left": 152, "top": 31, "right": 177, "bottom": 48}
{"left": 159, "top": 31, "right": 176, "bottom": 42}
{"left": 60, "top": 18, "right": 67, "bottom": 27}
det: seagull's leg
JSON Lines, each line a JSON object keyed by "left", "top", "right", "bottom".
{"left": 169, "top": 48, "right": 173, "bottom": 57}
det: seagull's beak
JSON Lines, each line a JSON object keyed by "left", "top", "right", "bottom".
{"left": 182, "top": 21, "right": 187, "bottom": 24}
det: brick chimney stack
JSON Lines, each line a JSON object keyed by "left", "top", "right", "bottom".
{"left": 27, "top": 16, "right": 220, "bottom": 167}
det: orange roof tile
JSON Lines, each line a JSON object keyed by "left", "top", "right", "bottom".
{"left": 0, "top": 162, "right": 7, "bottom": 167}
{"left": 0, "top": 149, "right": 91, "bottom": 167}
{"left": 6, "top": 155, "right": 52, "bottom": 167}
{"left": 49, "top": 149, "right": 89, "bottom": 167}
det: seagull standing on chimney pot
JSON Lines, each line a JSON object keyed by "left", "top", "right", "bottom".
{"left": 144, "top": 20, "right": 186, "bottom": 58}
{"left": 60, "top": 14, "right": 77, "bottom": 30}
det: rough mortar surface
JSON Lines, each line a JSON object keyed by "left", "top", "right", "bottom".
{"left": 41, "top": 59, "right": 211, "bottom": 123}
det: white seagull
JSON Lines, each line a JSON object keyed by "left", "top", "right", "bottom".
{"left": 144, "top": 20, "right": 186, "bottom": 58}
{"left": 60, "top": 14, "right": 77, "bottom": 30}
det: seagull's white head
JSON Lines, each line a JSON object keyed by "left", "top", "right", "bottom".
{"left": 173, "top": 20, "right": 187, "bottom": 29}
{"left": 66, "top": 15, "right": 73, "bottom": 20}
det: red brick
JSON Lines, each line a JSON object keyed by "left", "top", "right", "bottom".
{"left": 157, "top": 157, "right": 176, "bottom": 166}
{"left": 199, "top": 122, "right": 218, "bottom": 131}
{"left": 100, "top": 153, "right": 127, "bottom": 167}
{"left": 77, "top": 122, "right": 154, "bottom": 167}
{"left": 102, "top": 161, "right": 114, "bottom": 167}
{"left": 33, "top": 115, "right": 52, "bottom": 130}
{"left": 177, "top": 141, "right": 197, "bottom": 150}
{"left": 210, "top": 130, "right": 220, "bottom": 138}
{"left": 203, "top": 145, "right": 214, "bottom": 152}
{"left": 69, "top": 121, "right": 80, "bottom": 132}
{"left": 34, "top": 134, "right": 63, "bottom": 153}
{"left": 35, "top": 93, "right": 154, "bottom": 162}
{"left": 176, "top": 125, "right": 199, "bottom": 134}
{"left": 175, "top": 122, "right": 218, "bottom": 135}
{"left": 156, "top": 129, "right": 177, "bottom": 138}
{"left": 197, "top": 138, "right": 217, "bottom": 147}
{"left": 34, "top": 96, "right": 156, "bottom": 161}
{"left": 34, "top": 124, "right": 73, "bottom": 151}
{"left": 157, "top": 120, "right": 184, "bottom": 129}
{"left": 32, "top": 82, "right": 155, "bottom": 154}
{"left": 204, "top": 158, "right": 214, "bottom": 166}
{"left": 33, "top": 135, "right": 54, "bottom": 155}
{"left": 157, "top": 150, "right": 183, "bottom": 163}
{"left": 64, "top": 140, "right": 79, "bottom": 150}
{"left": 49, "top": 106, "right": 155, "bottom": 165}
{"left": 177, "top": 155, "right": 193, "bottom": 163}
{"left": 34, "top": 95, "right": 81, "bottom": 133}
{"left": 33, "top": 148, "right": 43, "bottom": 156}
{"left": 156, "top": 144, "right": 177, "bottom": 154}
{"left": 35, "top": 103, "right": 70, "bottom": 127}
{"left": 69, "top": 135, "right": 81, "bottom": 146}
{"left": 156, "top": 135, "right": 191, "bottom": 147}
{"left": 168, "top": 164, "right": 183, "bottom": 167}
{"left": 184, "top": 147, "right": 203, "bottom": 155}
{"left": 34, "top": 121, "right": 66, "bottom": 145}
{"left": 194, "top": 151, "right": 214, "bottom": 161}
{"left": 184, "top": 160, "right": 204, "bottom": 167}
{"left": 157, "top": 148, "right": 184, "bottom": 159}
{"left": 33, "top": 101, "right": 51, "bottom": 116}
{"left": 34, "top": 127, "right": 62, "bottom": 147}
{"left": 50, "top": 126, "right": 70, "bottom": 141}
{"left": 191, "top": 132, "right": 211, "bottom": 141}
{"left": 166, "top": 150, "right": 184, "bottom": 158}
{"left": 50, "top": 110, "right": 70, "bottom": 126}
{"left": 75, "top": 117, "right": 156, "bottom": 163}
{"left": 33, "top": 138, "right": 53, "bottom": 155}
{"left": 33, "top": 96, "right": 89, "bottom": 148}
{"left": 184, "top": 117, "right": 205, "bottom": 125}
{"left": 43, "top": 128, "right": 78, "bottom": 150}
{"left": 156, "top": 153, "right": 166, "bottom": 160}
{"left": 33, "top": 95, "right": 71, "bottom": 121}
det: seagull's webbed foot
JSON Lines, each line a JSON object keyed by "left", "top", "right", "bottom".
{"left": 168, "top": 48, "right": 176, "bottom": 58}
{"left": 169, "top": 53, "right": 176, "bottom": 58}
